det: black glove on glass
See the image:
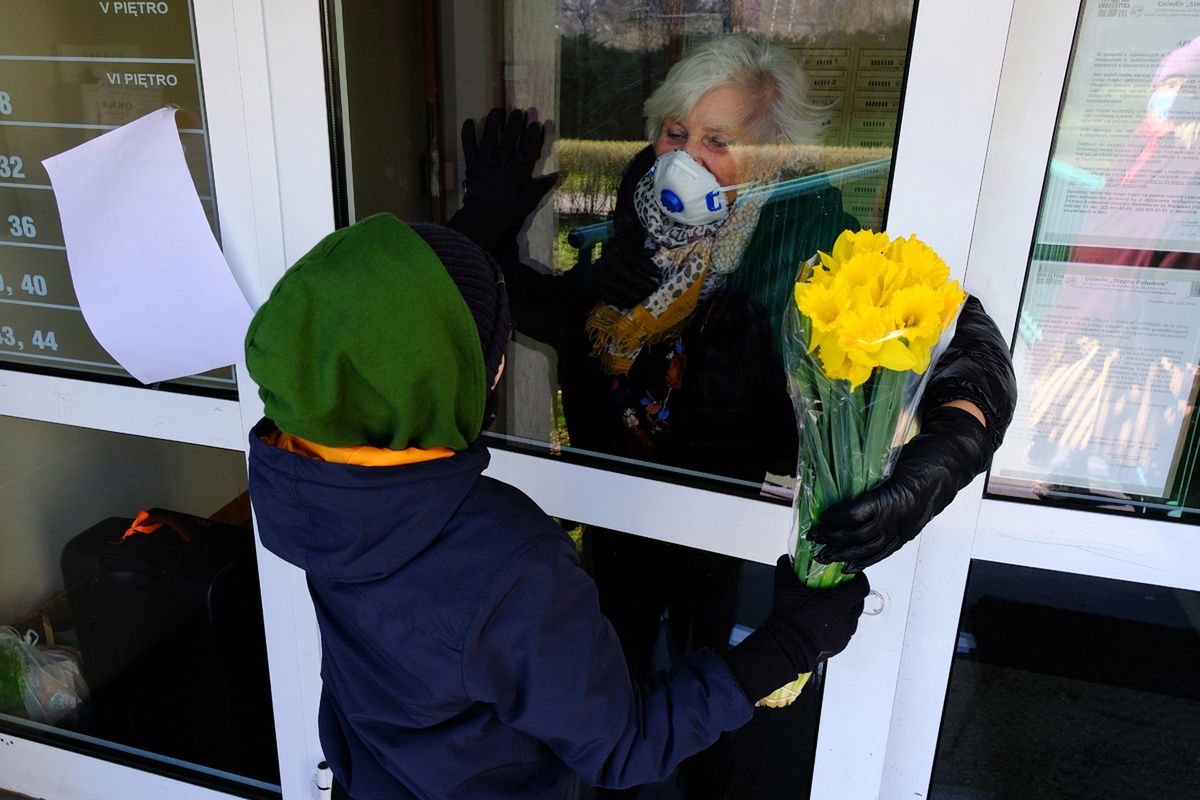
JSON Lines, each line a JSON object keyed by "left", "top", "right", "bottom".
{"left": 721, "top": 555, "right": 868, "bottom": 703}
{"left": 448, "top": 108, "right": 558, "bottom": 252}
{"left": 811, "top": 405, "right": 992, "bottom": 574}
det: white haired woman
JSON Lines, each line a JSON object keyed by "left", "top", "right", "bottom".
{"left": 568, "top": 35, "right": 844, "bottom": 482}
{"left": 584, "top": 35, "right": 829, "bottom": 380}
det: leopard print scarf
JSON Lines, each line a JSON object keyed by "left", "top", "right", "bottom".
{"left": 585, "top": 169, "right": 768, "bottom": 375}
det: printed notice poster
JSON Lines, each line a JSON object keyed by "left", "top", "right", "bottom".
{"left": 991, "top": 262, "right": 1200, "bottom": 497}
{"left": 1042, "top": 4, "right": 1200, "bottom": 254}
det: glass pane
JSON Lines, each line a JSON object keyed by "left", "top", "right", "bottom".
{"left": 0, "top": 415, "right": 278, "bottom": 796}
{"left": 578, "top": 526, "right": 825, "bottom": 799}
{"left": 332, "top": 0, "right": 916, "bottom": 499}
{"left": 987, "top": 2, "right": 1200, "bottom": 520}
{"left": 0, "top": 1, "right": 235, "bottom": 395}
{"left": 930, "top": 560, "right": 1200, "bottom": 799}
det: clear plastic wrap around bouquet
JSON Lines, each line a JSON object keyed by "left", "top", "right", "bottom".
{"left": 758, "top": 229, "right": 964, "bottom": 708}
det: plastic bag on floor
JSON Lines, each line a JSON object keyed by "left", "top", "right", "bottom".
{"left": 0, "top": 625, "right": 88, "bottom": 724}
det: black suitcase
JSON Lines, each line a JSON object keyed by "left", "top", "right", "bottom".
{"left": 60, "top": 508, "right": 278, "bottom": 783}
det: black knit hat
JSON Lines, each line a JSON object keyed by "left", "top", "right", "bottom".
{"left": 409, "top": 223, "right": 511, "bottom": 384}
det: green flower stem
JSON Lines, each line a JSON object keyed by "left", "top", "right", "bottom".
{"left": 794, "top": 367, "right": 894, "bottom": 590}
{"left": 862, "top": 367, "right": 907, "bottom": 487}
{"left": 846, "top": 387, "right": 867, "bottom": 497}
{"left": 794, "top": 366, "right": 840, "bottom": 588}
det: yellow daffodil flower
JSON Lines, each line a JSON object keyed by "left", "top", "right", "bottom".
{"left": 830, "top": 228, "right": 891, "bottom": 263}
{"left": 938, "top": 282, "right": 966, "bottom": 328}
{"left": 794, "top": 281, "right": 848, "bottom": 333}
{"left": 826, "top": 306, "right": 910, "bottom": 387}
{"left": 794, "top": 231, "right": 962, "bottom": 389}
{"left": 795, "top": 280, "right": 852, "bottom": 353}
{"left": 888, "top": 284, "right": 946, "bottom": 343}
{"left": 889, "top": 235, "right": 951, "bottom": 289}
{"left": 834, "top": 252, "right": 889, "bottom": 306}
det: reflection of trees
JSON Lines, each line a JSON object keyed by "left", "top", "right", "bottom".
{"left": 557, "top": 0, "right": 914, "bottom": 47}
{"left": 732, "top": 0, "right": 909, "bottom": 41}
{"left": 560, "top": 35, "right": 670, "bottom": 139}
{"left": 556, "top": 0, "right": 914, "bottom": 139}
{"left": 560, "top": 0, "right": 605, "bottom": 39}
{"left": 559, "top": 0, "right": 718, "bottom": 47}
{"left": 559, "top": 1, "right": 709, "bottom": 136}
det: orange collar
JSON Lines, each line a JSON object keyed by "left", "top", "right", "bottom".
{"left": 262, "top": 429, "right": 455, "bottom": 466}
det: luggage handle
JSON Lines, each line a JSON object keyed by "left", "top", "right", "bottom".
{"left": 121, "top": 509, "right": 194, "bottom": 544}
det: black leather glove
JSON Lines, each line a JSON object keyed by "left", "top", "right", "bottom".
{"left": 811, "top": 405, "right": 992, "bottom": 574}
{"left": 447, "top": 107, "right": 558, "bottom": 252}
{"left": 721, "top": 555, "right": 868, "bottom": 703}
{"left": 594, "top": 213, "right": 660, "bottom": 308}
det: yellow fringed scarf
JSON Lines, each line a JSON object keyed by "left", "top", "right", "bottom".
{"left": 585, "top": 167, "right": 768, "bottom": 375}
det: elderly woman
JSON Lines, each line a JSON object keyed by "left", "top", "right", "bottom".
{"left": 558, "top": 38, "right": 871, "bottom": 482}
{"left": 587, "top": 35, "right": 835, "bottom": 379}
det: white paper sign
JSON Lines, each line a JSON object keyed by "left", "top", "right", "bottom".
{"left": 991, "top": 261, "right": 1200, "bottom": 497}
{"left": 42, "top": 107, "right": 251, "bottom": 384}
{"left": 1042, "top": 10, "right": 1200, "bottom": 254}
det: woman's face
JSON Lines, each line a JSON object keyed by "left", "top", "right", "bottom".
{"left": 653, "top": 84, "right": 752, "bottom": 191}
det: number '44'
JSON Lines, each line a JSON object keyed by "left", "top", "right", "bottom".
{"left": 32, "top": 330, "right": 57, "bottom": 351}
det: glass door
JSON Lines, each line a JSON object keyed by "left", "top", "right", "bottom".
{"left": 884, "top": 0, "right": 1200, "bottom": 794}
{"left": 309, "top": 2, "right": 1019, "bottom": 798}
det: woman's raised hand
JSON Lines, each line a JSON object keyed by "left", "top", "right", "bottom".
{"left": 448, "top": 108, "right": 559, "bottom": 253}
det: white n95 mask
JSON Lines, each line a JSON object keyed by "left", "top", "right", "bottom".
{"left": 650, "top": 149, "right": 756, "bottom": 226}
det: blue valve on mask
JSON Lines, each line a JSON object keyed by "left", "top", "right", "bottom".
{"left": 650, "top": 149, "right": 757, "bottom": 226}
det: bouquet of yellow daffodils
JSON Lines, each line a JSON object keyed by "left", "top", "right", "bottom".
{"left": 759, "top": 229, "right": 964, "bottom": 708}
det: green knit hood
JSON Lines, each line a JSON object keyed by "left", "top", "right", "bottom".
{"left": 244, "top": 214, "right": 487, "bottom": 451}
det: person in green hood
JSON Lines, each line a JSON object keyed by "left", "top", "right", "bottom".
{"left": 244, "top": 109, "right": 869, "bottom": 800}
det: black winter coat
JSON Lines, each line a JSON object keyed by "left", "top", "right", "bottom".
{"left": 503, "top": 147, "right": 1017, "bottom": 481}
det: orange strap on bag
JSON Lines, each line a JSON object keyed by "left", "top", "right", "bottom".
{"left": 121, "top": 510, "right": 193, "bottom": 543}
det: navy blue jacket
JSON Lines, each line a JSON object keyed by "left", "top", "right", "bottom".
{"left": 249, "top": 419, "right": 753, "bottom": 799}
